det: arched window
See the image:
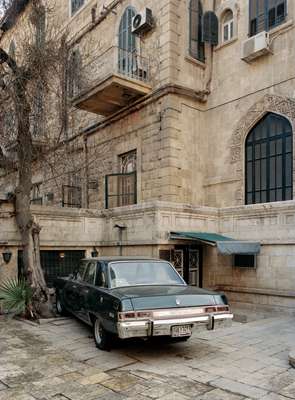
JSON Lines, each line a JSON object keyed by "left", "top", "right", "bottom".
{"left": 118, "top": 7, "right": 136, "bottom": 76}
{"left": 222, "top": 9, "right": 234, "bottom": 42}
{"left": 189, "top": 0, "right": 205, "bottom": 62}
{"left": 245, "top": 113, "right": 293, "bottom": 204}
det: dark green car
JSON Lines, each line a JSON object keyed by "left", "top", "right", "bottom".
{"left": 54, "top": 257, "right": 233, "bottom": 350}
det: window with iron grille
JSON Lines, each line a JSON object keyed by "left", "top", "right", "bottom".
{"left": 105, "top": 172, "right": 137, "bottom": 209}
{"left": 62, "top": 185, "right": 82, "bottom": 208}
{"left": 189, "top": 0, "right": 205, "bottom": 62}
{"left": 18, "top": 250, "right": 85, "bottom": 287}
{"left": 249, "top": 0, "right": 287, "bottom": 36}
{"left": 233, "top": 254, "right": 256, "bottom": 268}
{"left": 71, "top": 0, "right": 85, "bottom": 16}
{"left": 245, "top": 113, "right": 293, "bottom": 204}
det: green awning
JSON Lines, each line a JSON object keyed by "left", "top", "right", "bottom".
{"left": 170, "top": 231, "right": 261, "bottom": 255}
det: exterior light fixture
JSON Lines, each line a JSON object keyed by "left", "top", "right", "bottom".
{"left": 59, "top": 252, "right": 65, "bottom": 259}
{"left": 2, "top": 249, "right": 12, "bottom": 264}
{"left": 91, "top": 247, "right": 98, "bottom": 258}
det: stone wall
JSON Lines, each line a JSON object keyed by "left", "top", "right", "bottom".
{"left": 1, "top": 199, "right": 295, "bottom": 311}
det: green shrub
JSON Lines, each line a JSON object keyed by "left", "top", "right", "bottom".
{"left": 0, "top": 278, "right": 32, "bottom": 316}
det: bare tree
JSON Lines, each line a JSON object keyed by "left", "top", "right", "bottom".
{"left": 0, "top": 0, "right": 69, "bottom": 317}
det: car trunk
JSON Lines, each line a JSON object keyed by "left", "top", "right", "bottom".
{"left": 113, "top": 285, "right": 218, "bottom": 310}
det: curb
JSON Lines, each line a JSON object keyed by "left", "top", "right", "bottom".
{"left": 289, "top": 350, "right": 295, "bottom": 368}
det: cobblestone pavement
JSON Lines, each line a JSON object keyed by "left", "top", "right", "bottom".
{"left": 0, "top": 315, "right": 294, "bottom": 400}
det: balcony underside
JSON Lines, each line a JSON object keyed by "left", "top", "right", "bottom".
{"left": 73, "top": 74, "right": 152, "bottom": 116}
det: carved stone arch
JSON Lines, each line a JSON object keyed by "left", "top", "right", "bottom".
{"left": 230, "top": 94, "right": 295, "bottom": 204}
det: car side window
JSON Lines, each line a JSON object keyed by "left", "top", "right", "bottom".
{"left": 96, "top": 262, "right": 106, "bottom": 287}
{"left": 84, "top": 262, "right": 96, "bottom": 285}
{"left": 75, "top": 262, "right": 87, "bottom": 281}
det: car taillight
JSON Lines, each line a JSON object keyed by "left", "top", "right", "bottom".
{"left": 118, "top": 311, "right": 153, "bottom": 321}
{"left": 216, "top": 305, "right": 230, "bottom": 312}
{"left": 205, "top": 305, "right": 230, "bottom": 313}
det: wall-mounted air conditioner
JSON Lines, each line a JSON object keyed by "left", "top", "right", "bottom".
{"left": 241, "top": 31, "right": 271, "bottom": 63}
{"left": 132, "top": 8, "right": 153, "bottom": 35}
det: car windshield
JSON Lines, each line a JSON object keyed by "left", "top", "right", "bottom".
{"left": 108, "top": 261, "right": 185, "bottom": 288}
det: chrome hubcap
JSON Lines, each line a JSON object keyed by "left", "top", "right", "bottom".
{"left": 94, "top": 320, "right": 102, "bottom": 344}
{"left": 56, "top": 299, "right": 62, "bottom": 313}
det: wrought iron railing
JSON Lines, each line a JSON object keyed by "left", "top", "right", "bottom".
{"left": 72, "top": 46, "right": 150, "bottom": 98}
{"left": 105, "top": 172, "right": 137, "bottom": 209}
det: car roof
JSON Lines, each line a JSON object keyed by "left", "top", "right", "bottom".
{"left": 82, "top": 256, "right": 164, "bottom": 263}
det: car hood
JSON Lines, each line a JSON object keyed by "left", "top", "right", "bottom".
{"left": 111, "top": 285, "right": 224, "bottom": 310}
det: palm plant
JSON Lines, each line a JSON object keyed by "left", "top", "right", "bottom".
{"left": 0, "top": 278, "right": 33, "bottom": 316}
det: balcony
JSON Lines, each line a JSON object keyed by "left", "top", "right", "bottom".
{"left": 72, "top": 47, "right": 152, "bottom": 116}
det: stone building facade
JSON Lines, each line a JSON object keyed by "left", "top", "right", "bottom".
{"left": 1, "top": 0, "right": 295, "bottom": 313}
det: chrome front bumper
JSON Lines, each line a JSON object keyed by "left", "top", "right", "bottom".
{"left": 117, "top": 313, "right": 233, "bottom": 339}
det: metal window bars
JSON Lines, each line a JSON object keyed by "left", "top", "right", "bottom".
{"left": 105, "top": 172, "right": 137, "bottom": 209}
{"left": 62, "top": 185, "right": 82, "bottom": 208}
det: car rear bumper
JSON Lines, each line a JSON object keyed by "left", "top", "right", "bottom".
{"left": 117, "top": 313, "right": 233, "bottom": 339}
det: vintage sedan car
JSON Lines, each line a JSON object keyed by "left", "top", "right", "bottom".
{"left": 54, "top": 257, "right": 233, "bottom": 350}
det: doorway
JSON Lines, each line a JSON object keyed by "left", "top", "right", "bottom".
{"left": 160, "top": 245, "right": 202, "bottom": 287}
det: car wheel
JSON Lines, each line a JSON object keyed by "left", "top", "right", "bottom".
{"left": 55, "top": 293, "right": 68, "bottom": 316}
{"left": 93, "top": 318, "right": 111, "bottom": 351}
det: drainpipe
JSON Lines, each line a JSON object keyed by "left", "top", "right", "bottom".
{"left": 114, "top": 224, "right": 127, "bottom": 256}
{"left": 83, "top": 135, "right": 89, "bottom": 208}
{"left": 204, "top": 0, "right": 217, "bottom": 94}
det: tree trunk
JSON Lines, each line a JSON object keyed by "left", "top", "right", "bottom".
{"left": 14, "top": 79, "right": 50, "bottom": 318}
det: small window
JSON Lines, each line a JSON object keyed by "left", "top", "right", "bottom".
{"left": 222, "top": 10, "right": 234, "bottom": 42}
{"left": 71, "top": 0, "right": 85, "bottom": 16}
{"left": 84, "top": 262, "right": 96, "bottom": 285}
{"left": 233, "top": 254, "right": 256, "bottom": 268}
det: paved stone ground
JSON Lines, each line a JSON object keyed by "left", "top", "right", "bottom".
{"left": 0, "top": 315, "right": 294, "bottom": 400}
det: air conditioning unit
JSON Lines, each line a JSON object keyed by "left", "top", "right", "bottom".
{"left": 132, "top": 8, "right": 153, "bottom": 35}
{"left": 241, "top": 31, "right": 271, "bottom": 63}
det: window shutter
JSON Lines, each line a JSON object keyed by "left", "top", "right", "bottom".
{"left": 202, "top": 11, "right": 219, "bottom": 46}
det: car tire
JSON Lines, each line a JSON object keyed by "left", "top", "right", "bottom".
{"left": 93, "top": 318, "right": 111, "bottom": 351}
{"left": 55, "top": 293, "right": 68, "bottom": 316}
